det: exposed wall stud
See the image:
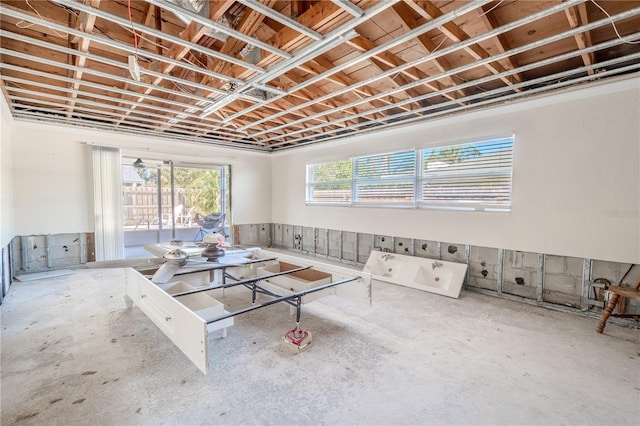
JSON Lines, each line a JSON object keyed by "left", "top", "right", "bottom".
{"left": 21, "top": 236, "right": 28, "bottom": 272}
{"left": 325, "top": 228, "right": 330, "bottom": 257}
{"left": 80, "top": 233, "right": 87, "bottom": 264}
{"left": 497, "top": 248, "right": 505, "bottom": 295}
{"left": 464, "top": 244, "right": 471, "bottom": 287}
{"left": 537, "top": 254, "right": 545, "bottom": 305}
{"left": 581, "top": 258, "right": 592, "bottom": 312}
{"left": 355, "top": 232, "right": 360, "bottom": 263}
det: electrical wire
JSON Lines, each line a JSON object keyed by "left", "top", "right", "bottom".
{"left": 16, "top": 0, "right": 68, "bottom": 38}
{"left": 590, "top": 0, "right": 640, "bottom": 44}
{"left": 127, "top": 0, "right": 140, "bottom": 56}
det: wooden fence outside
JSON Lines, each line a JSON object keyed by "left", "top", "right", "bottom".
{"left": 123, "top": 187, "right": 194, "bottom": 227}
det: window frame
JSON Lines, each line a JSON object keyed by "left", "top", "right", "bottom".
{"left": 305, "top": 136, "right": 514, "bottom": 212}
{"left": 305, "top": 159, "right": 353, "bottom": 206}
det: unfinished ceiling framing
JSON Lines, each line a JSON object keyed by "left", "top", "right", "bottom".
{"left": 1, "top": 0, "right": 639, "bottom": 152}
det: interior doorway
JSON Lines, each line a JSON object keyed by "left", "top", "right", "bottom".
{"left": 122, "top": 158, "right": 230, "bottom": 258}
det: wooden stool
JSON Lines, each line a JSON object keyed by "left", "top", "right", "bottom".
{"left": 596, "top": 282, "right": 640, "bottom": 355}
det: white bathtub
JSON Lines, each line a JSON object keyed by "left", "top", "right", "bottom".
{"left": 363, "top": 251, "right": 467, "bottom": 298}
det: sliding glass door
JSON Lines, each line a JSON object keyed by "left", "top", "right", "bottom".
{"left": 122, "top": 158, "right": 230, "bottom": 257}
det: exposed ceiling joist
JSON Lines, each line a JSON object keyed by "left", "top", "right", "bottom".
{"left": 0, "top": 0, "right": 638, "bottom": 151}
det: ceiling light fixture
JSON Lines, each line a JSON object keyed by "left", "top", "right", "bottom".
{"left": 126, "top": 0, "right": 141, "bottom": 81}
{"left": 128, "top": 55, "right": 141, "bottom": 82}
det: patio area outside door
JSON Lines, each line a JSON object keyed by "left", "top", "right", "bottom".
{"left": 122, "top": 158, "right": 229, "bottom": 258}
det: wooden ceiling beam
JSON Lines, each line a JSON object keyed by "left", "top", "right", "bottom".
{"left": 207, "top": 0, "right": 277, "bottom": 78}
{"left": 256, "top": 72, "right": 354, "bottom": 134}
{"left": 142, "top": 3, "right": 164, "bottom": 55}
{"left": 565, "top": 4, "right": 594, "bottom": 75}
{"left": 477, "top": 3, "right": 524, "bottom": 83}
{"left": 346, "top": 36, "right": 447, "bottom": 109}
{"left": 270, "top": 68, "right": 353, "bottom": 127}
{"left": 66, "top": 0, "right": 100, "bottom": 118}
{"left": 290, "top": 0, "right": 312, "bottom": 19}
{"left": 301, "top": 56, "right": 414, "bottom": 113}
{"left": 120, "top": 0, "right": 235, "bottom": 126}
{"left": 142, "top": 2, "right": 155, "bottom": 26}
{"left": 238, "top": 105, "right": 311, "bottom": 130}
{"left": 404, "top": 0, "right": 521, "bottom": 91}
{"left": 367, "top": 56, "right": 425, "bottom": 114}
{"left": 189, "top": 1, "right": 280, "bottom": 134}
{"left": 234, "top": 1, "right": 345, "bottom": 81}
{"left": 391, "top": 2, "right": 467, "bottom": 100}
{"left": 283, "top": 65, "right": 377, "bottom": 116}
{"left": 114, "top": 20, "right": 208, "bottom": 124}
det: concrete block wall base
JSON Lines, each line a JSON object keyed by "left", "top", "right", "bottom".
{"left": 235, "top": 223, "right": 638, "bottom": 323}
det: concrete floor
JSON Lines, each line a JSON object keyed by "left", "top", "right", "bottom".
{"left": 1, "top": 265, "right": 639, "bottom": 425}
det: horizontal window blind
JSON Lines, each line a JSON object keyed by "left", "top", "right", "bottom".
{"left": 420, "top": 138, "right": 513, "bottom": 209}
{"left": 354, "top": 151, "right": 415, "bottom": 204}
{"left": 306, "top": 160, "right": 352, "bottom": 204}
{"left": 305, "top": 136, "right": 513, "bottom": 211}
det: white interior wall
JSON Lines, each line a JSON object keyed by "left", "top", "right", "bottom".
{"left": 9, "top": 122, "right": 272, "bottom": 237}
{"left": 271, "top": 75, "right": 640, "bottom": 264}
{"left": 0, "top": 96, "right": 15, "bottom": 248}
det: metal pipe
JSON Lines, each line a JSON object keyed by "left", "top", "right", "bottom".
{"left": 169, "top": 160, "right": 176, "bottom": 240}
{"left": 204, "top": 276, "right": 359, "bottom": 324}
{"left": 157, "top": 165, "right": 163, "bottom": 235}
{"left": 295, "top": 296, "right": 302, "bottom": 324}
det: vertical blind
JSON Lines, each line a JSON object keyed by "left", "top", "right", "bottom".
{"left": 92, "top": 146, "right": 124, "bottom": 260}
{"left": 306, "top": 136, "right": 514, "bottom": 211}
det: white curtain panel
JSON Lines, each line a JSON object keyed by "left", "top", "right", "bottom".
{"left": 92, "top": 146, "right": 123, "bottom": 261}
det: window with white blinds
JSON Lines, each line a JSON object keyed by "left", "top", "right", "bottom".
{"left": 419, "top": 137, "right": 513, "bottom": 210}
{"left": 305, "top": 136, "right": 514, "bottom": 211}
{"left": 354, "top": 151, "right": 415, "bottom": 205}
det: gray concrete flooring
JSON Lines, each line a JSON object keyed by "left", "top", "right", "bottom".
{"left": 1, "top": 266, "right": 639, "bottom": 425}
